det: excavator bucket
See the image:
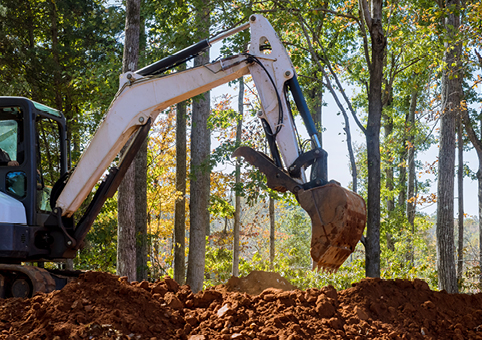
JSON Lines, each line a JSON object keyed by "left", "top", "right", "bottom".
{"left": 232, "top": 146, "right": 366, "bottom": 272}
{"left": 296, "top": 182, "right": 366, "bottom": 272}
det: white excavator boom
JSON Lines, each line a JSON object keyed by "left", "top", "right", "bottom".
{"left": 56, "top": 15, "right": 301, "bottom": 217}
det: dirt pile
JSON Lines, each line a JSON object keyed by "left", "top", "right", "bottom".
{"left": 223, "top": 270, "right": 297, "bottom": 295}
{"left": 1, "top": 272, "right": 482, "bottom": 339}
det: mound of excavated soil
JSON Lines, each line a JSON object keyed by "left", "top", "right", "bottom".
{"left": 224, "top": 271, "right": 297, "bottom": 295}
{"left": 1, "top": 271, "right": 482, "bottom": 339}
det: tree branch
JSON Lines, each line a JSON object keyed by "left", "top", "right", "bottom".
{"left": 298, "top": 15, "right": 366, "bottom": 135}
{"left": 357, "top": 10, "right": 372, "bottom": 70}
{"left": 254, "top": 6, "right": 358, "bottom": 21}
{"left": 461, "top": 102, "right": 482, "bottom": 159}
{"left": 359, "top": 0, "right": 372, "bottom": 31}
{"left": 323, "top": 47, "right": 366, "bottom": 133}
{"left": 384, "top": 0, "right": 399, "bottom": 37}
{"left": 475, "top": 49, "right": 482, "bottom": 68}
{"left": 299, "top": 15, "right": 366, "bottom": 134}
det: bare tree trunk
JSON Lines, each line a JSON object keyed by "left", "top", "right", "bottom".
{"left": 117, "top": 0, "right": 141, "bottom": 282}
{"left": 397, "top": 92, "right": 411, "bottom": 212}
{"left": 186, "top": 3, "right": 211, "bottom": 291}
{"left": 457, "top": 117, "right": 464, "bottom": 282}
{"left": 269, "top": 197, "right": 275, "bottom": 269}
{"left": 173, "top": 98, "right": 187, "bottom": 284}
{"left": 383, "top": 108, "right": 395, "bottom": 252}
{"left": 48, "top": 0, "right": 63, "bottom": 111}
{"left": 135, "top": 137, "right": 148, "bottom": 281}
{"left": 479, "top": 167, "right": 482, "bottom": 286}
{"left": 383, "top": 89, "right": 394, "bottom": 213}
{"left": 135, "top": 4, "right": 148, "bottom": 282}
{"left": 407, "top": 89, "right": 418, "bottom": 265}
{"left": 398, "top": 102, "right": 407, "bottom": 210}
{"left": 363, "top": 0, "right": 386, "bottom": 278}
{"left": 232, "top": 77, "right": 243, "bottom": 277}
{"left": 436, "top": 0, "right": 461, "bottom": 294}
{"left": 479, "top": 119, "right": 482, "bottom": 287}
{"left": 341, "top": 107, "right": 358, "bottom": 193}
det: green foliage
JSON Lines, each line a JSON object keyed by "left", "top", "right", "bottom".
{"left": 204, "top": 246, "right": 235, "bottom": 288}
{"left": 209, "top": 195, "right": 235, "bottom": 218}
{"left": 202, "top": 196, "right": 441, "bottom": 292}
{"left": 380, "top": 212, "right": 438, "bottom": 290}
{"left": 0, "top": 0, "right": 124, "bottom": 162}
{"left": 74, "top": 197, "right": 118, "bottom": 273}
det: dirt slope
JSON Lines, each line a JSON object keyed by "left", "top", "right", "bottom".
{"left": 1, "top": 271, "right": 482, "bottom": 339}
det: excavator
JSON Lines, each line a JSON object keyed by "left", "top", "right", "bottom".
{"left": 0, "top": 15, "right": 366, "bottom": 298}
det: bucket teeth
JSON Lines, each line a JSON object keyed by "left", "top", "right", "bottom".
{"left": 297, "top": 182, "right": 366, "bottom": 272}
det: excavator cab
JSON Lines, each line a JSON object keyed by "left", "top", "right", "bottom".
{"left": 0, "top": 97, "right": 69, "bottom": 262}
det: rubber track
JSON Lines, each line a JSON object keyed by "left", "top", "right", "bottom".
{"left": 0, "top": 264, "right": 56, "bottom": 295}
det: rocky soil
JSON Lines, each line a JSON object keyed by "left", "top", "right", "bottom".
{"left": 1, "top": 270, "right": 482, "bottom": 339}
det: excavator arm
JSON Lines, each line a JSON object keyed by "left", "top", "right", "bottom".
{"left": 57, "top": 15, "right": 301, "bottom": 216}
{"left": 52, "top": 15, "right": 365, "bottom": 272}
{"left": 0, "top": 15, "right": 366, "bottom": 297}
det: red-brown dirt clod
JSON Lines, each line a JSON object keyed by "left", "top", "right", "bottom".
{"left": 1, "top": 270, "right": 482, "bottom": 339}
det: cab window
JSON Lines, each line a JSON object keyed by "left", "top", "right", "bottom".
{"left": 0, "top": 106, "right": 24, "bottom": 165}
{"left": 36, "top": 116, "right": 62, "bottom": 212}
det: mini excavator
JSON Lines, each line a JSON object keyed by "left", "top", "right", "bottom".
{"left": 0, "top": 15, "right": 366, "bottom": 298}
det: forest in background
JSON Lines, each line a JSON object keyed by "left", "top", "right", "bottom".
{"left": 1, "top": 0, "right": 481, "bottom": 293}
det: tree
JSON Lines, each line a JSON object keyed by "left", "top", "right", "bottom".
{"left": 359, "top": 0, "right": 386, "bottom": 278}
{"left": 186, "top": 0, "right": 211, "bottom": 292}
{"left": 406, "top": 88, "right": 418, "bottom": 264}
{"left": 436, "top": 0, "right": 462, "bottom": 293}
{"left": 174, "top": 97, "right": 188, "bottom": 284}
{"left": 117, "top": 0, "right": 141, "bottom": 282}
{"left": 269, "top": 196, "right": 275, "bottom": 269}
{"left": 146, "top": 109, "right": 188, "bottom": 277}
{"left": 457, "top": 117, "right": 464, "bottom": 282}
{"left": 232, "top": 77, "right": 244, "bottom": 277}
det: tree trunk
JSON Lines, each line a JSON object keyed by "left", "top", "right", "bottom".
{"left": 398, "top": 116, "right": 407, "bottom": 211}
{"left": 232, "top": 77, "right": 244, "bottom": 277}
{"left": 48, "top": 0, "right": 63, "bottom": 111}
{"left": 383, "top": 93, "right": 394, "bottom": 213}
{"left": 341, "top": 106, "right": 358, "bottom": 193}
{"left": 117, "top": 0, "right": 141, "bottom": 282}
{"left": 457, "top": 117, "right": 464, "bottom": 282}
{"left": 186, "top": 49, "right": 211, "bottom": 293}
{"left": 436, "top": 0, "right": 461, "bottom": 294}
{"left": 407, "top": 89, "right": 418, "bottom": 266}
{"left": 135, "top": 5, "right": 148, "bottom": 281}
{"left": 364, "top": 0, "right": 386, "bottom": 278}
{"left": 479, "top": 120, "right": 482, "bottom": 286}
{"left": 269, "top": 197, "right": 275, "bottom": 269}
{"left": 308, "top": 85, "right": 322, "bottom": 143}
{"left": 135, "top": 137, "right": 148, "bottom": 281}
{"left": 174, "top": 98, "right": 187, "bottom": 285}
{"left": 383, "top": 107, "right": 395, "bottom": 252}
{"left": 479, "top": 167, "right": 482, "bottom": 285}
